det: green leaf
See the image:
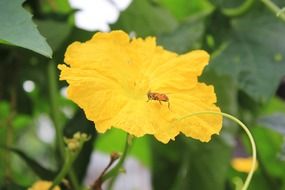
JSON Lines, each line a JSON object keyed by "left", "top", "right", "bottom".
{"left": 0, "top": 101, "right": 10, "bottom": 119}
{"left": 53, "top": 0, "right": 72, "bottom": 13}
{"left": 261, "top": 96, "right": 285, "bottom": 114}
{"left": 157, "top": 0, "right": 214, "bottom": 20}
{"left": 0, "top": 0, "right": 52, "bottom": 57}
{"left": 36, "top": 19, "right": 72, "bottom": 51}
{"left": 252, "top": 127, "right": 285, "bottom": 182}
{"left": 111, "top": 0, "right": 178, "bottom": 37}
{"left": 0, "top": 181, "right": 27, "bottom": 190}
{"left": 12, "top": 115, "right": 32, "bottom": 129}
{"left": 258, "top": 113, "right": 285, "bottom": 135}
{"left": 3, "top": 147, "right": 56, "bottom": 180}
{"left": 201, "top": 70, "right": 238, "bottom": 114}
{"left": 157, "top": 17, "right": 205, "bottom": 53}
{"left": 151, "top": 137, "right": 231, "bottom": 190}
{"left": 180, "top": 137, "right": 231, "bottom": 190}
{"left": 210, "top": 5, "right": 285, "bottom": 103}
{"left": 40, "top": 0, "right": 72, "bottom": 13}
{"left": 151, "top": 138, "right": 185, "bottom": 190}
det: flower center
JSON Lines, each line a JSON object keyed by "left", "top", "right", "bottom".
{"left": 123, "top": 77, "right": 149, "bottom": 100}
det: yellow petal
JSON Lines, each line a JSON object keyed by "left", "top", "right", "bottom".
{"left": 169, "top": 83, "right": 222, "bottom": 142}
{"left": 149, "top": 50, "right": 210, "bottom": 91}
{"left": 97, "top": 99, "right": 177, "bottom": 139}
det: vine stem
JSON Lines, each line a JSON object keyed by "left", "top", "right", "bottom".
{"left": 47, "top": 62, "right": 80, "bottom": 189}
{"left": 261, "top": 0, "right": 285, "bottom": 22}
{"left": 47, "top": 62, "right": 65, "bottom": 159}
{"left": 222, "top": 0, "right": 255, "bottom": 17}
{"left": 49, "top": 148, "right": 80, "bottom": 190}
{"left": 102, "top": 134, "right": 133, "bottom": 184}
{"left": 178, "top": 111, "right": 256, "bottom": 190}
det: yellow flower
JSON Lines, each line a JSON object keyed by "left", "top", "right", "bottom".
{"left": 28, "top": 180, "right": 60, "bottom": 190}
{"left": 231, "top": 157, "right": 258, "bottom": 173}
{"left": 58, "top": 30, "right": 222, "bottom": 143}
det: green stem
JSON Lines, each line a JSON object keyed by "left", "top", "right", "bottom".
{"left": 178, "top": 111, "right": 256, "bottom": 190}
{"left": 48, "top": 62, "right": 80, "bottom": 189}
{"left": 103, "top": 134, "right": 132, "bottom": 183}
{"left": 47, "top": 62, "right": 65, "bottom": 160}
{"left": 222, "top": 0, "right": 255, "bottom": 17}
{"left": 49, "top": 149, "right": 79, "bottom": 190}
{"left": 261, "top": 0, "right": 285, "bottom": 22}
{"left": 69, "top": 169, "right": 80, "bottom": 190}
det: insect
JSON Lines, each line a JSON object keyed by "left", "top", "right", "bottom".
{"left": 147, "top": 91, "right": 170, "bottom": 109}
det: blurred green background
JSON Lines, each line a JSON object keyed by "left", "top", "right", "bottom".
{"left": 1, "top": 0, "right": 285, "bottom": 189}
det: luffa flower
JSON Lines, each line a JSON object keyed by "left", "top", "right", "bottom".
{"left": 58, "top": 30, "right": 222, "bottom": 143}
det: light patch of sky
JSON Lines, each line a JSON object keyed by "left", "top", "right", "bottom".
{"left": 68, "top": 0, "right": 132, "bottom": 31}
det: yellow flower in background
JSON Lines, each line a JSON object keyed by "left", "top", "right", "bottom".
{"left": 58, "top": 30, "right": 222, "bottom": 143}
{"left": 28, "top": 180, "right": 60, "bottom": 190}
{"left": 231, "top": 157, "right": 258, "bottom": 173}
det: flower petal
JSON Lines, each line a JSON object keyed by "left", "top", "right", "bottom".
{"left": 96, "top": 99, "right": 177, "bottom": 139}
{"left": 151, "top": 50, "right": 210, "bottom": 91}
{"left": 170, "top": 83, "right": 222, "bottom": 142}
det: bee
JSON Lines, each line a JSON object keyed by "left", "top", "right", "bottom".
{"left": 147, "top": 91, "right": 170, "bottom": 109}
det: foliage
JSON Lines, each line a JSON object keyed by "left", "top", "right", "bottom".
{"left": 0, "top": 0, "right": 285, "bottom": 189}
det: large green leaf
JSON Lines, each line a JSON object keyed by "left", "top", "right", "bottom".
{"left": 0, "top": 181, "right": 26, "bottom": 190}
{"left": 151, "top": 138, "right": 185, "bottom": 190}
{"left": 157, "top": 17, "right": 205, "bottom": 53}
{"left": 258, "top": 113, "right": 285, "bottom": 135}
{"left": 36, "top": 19, "right": 72, "bottom": 52}
{"left": 157, "top": 0, "right": 214, "bottom": 20}
{"left": 151, "top": 136, "right": 231, "bottom": 190}
{"left": 210, "top": 5, "right": 285, "bottom": 103}
{"left": 242, "top": 97, "right": 285, "bottom": 189}
{"left": 251, "top": 127, "right": 285, "bottom": 186}
{"left": 181, "top": 137, "right": 231, "bottom": 190}
{"left": 111, "top": 0, "right": 177, "bottom": 37}
{"left": 201, "top": 69, "right": 238, "bottom": 114}
{"left": 0, "top": 0, "right": 52, "bottom": 58}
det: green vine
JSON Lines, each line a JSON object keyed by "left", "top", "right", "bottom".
{"left": 261, "top": 0, "right": 285, "bottom": 22}
{"left": 222, "top": 0, "right": 255, "bottom": 17}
